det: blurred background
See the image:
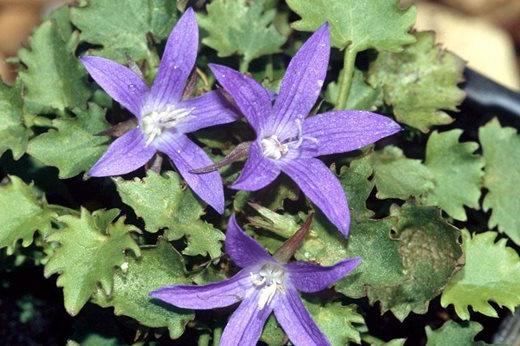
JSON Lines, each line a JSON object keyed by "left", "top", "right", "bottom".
{"left": 0, "top": 0, "right": 519, "bottom": 90}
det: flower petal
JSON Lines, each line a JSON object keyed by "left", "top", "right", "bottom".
{"left": 88, "top": 128, "right": 156, "bottom": 177}
{"left": 220, "top": 290, "right": 274, "bottom": 346}
{"left": 274, "top": 287, "right": 330, "bottom": 346}
{"left": 177, "top": 90, "right": 239, "bottom": 133}
{"left": 281, "top": 158, "right": 350, "bottom": 236}
{"left": 209, "top": 64, "right": 272, "bottom": 134}
{"left": 157, "top": 133, "right": 224, "bottom": 213}
{"left": 150, "top": 269, "right": 252, "bottom": 309}
{"left": 270, "top": 23, "right": 330, "bottom": 137}
{"left": 81, "top": 56, "right": 148, "bottom": 118}
{"left": 226, "top": 214, "right": 273, "bottom": 268}
{"left": 302, "top": 110, "right": 401, "bottom": 156}
{"left": 149, "top": 8, "right": 198, "bottom": 108}
{"left": 231, "top": 141, "right": 281, "bottom": 191}
{"left": 285, "top": 257, "right": 361, "bottom": 293}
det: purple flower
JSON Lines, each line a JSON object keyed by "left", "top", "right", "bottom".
{"left": 80, "top": 8, "right": 239, "bottom": 213}
{"left": 150, "top": 215, "right": 360, "bottom": 346}
{"left": 207, "top": 24, "right": 401, "bottom": 234}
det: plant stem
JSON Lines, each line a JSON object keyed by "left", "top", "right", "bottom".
{"left": 23, "top": 114, "right": 53, "bottom": 128}
{"left": 239, "top": 59, "right": 250, "bottom": 73}
{"left": 197, "top": 333, "right": 210, "bottom": 346}
{"left": 335, "top": 48, "right": 357, "bottom": 110}
{"left": 212, "top": 326, "right": 222, "bottom": 346}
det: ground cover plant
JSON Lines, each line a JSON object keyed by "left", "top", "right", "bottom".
{"left": 1, "top": 0, "right": 519, "bottom": 345}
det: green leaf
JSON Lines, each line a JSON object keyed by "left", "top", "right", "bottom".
{"left": 44, "top": 208, "right": 140, "bottom": 316}
{"left": 422, "top": 130, "right": 483, "bottom": 221}
{"left": 0, "top": 82, "right": 30, "bottom": 160}
{"left": 441, "top": 230, "right": 520, "bottom": 319}
{"left": 93, "top": 239, "right": 194, "bottom": 339}
{"left": 425, "top": 321, "right": 488, "bottom": 346}
{"left": 338, "top": 203, "right": 463, "bottom": 320}
{"left": 27, "top": 103, "right": 110, "bottom": 179}
{"left": 287, "top": 0, "right": 416, "bottom": 51}
{"left": 368, "top": 31, "right": 465, "bottom": 132}
{"left": 338, "top": 157, "right": 375, "bottom": 220}
{"left": 370, "top": 146, "right": 435, "bottom": 200}
{"left": 115, "top": 172, "right": 224, "bottom": 258}
{"left": 324, "top": 69, "right": 382, "bottom": 110}
{"left": 479, "top": 118, "right": 520, "bottom": 245}
{"left": 198, "top": 0, "right": 286, "bottom": 69}
{"left": 0, "top": 176, "right": 55, "bottom": 252}
{"left": 260, "top": 316, "right": 286, "bottom": 346}
{"left": 305, "top": 300, "right": 365, "bottom": 345}
{"left": 18, "top": 20, "right": 92, "bottom": 113}
{"left": 70, "top": 0, "right": 178, "bottom": 63}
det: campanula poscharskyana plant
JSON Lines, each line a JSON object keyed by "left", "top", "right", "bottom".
{"left": 80, "top": 8, "right": 238, "bottom": 213}
{"left": 150, "top": 214, "right": 360, "bottom": 346}
{"left": 205, "top": 24, "right": 401, "bottom": 235}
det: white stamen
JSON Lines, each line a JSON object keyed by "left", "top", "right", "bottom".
{"left": 251, "top": 263, "right": 286, "bottom": 310}
{"left": 141, "top": 106, "right": 194, "bottom": 146}
{"left": 261, "top": 135, "right": 288, "bottom": 160}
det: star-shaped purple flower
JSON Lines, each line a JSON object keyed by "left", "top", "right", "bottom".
{"left": 151, "top": 214, "right": 360, "bottom": 345}
{"left": 80, "top": 8, "right": 239, "bottom": 213}
{"left": 206, "top": 24, "right": 401, "bottom": 234}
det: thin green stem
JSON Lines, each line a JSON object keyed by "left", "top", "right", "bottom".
{"left": 239, "top": 59, "right": 250, "bottom": 73}
{"left": 23, "top": 114, "right": 53, "bottom": 128}
{"left": 197, "top": 333, "right": 210, "bottom": 346}
{"left": 212, "top": 326, "right": 223, "bottom": 346}
{"left": 335, "top": 48, "right": 357, "bottom": 110}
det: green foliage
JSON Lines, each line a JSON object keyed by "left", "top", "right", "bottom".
{"left": 0, "top": 82, "right": 30, "bottom": 160}
{"left": 305, "top": 300, "right": 365, "bottom": 345}
{"left": 370, "top": 146, "right": 435, "bottom": 200}
{"left": 70, "top": 0, "right": 178, "bottom": 63}
{"left": 479, "top": 118, "right": 520, "bottom": 244}
{"left": 18, "top": 20, "right": 92, "bottom": 113}
{"left": 423, "top": 130, "right": 484, "bottom": 221}
{"left": 287, "top": 0, "right": 416, "bottom": 51}
{"left": 324, "top": 69, "right": 382, "bottom": 110}
{"left": 198, "top": 0, "right": 286, "bottom": 69}
{"left": 93, "top": 239, "right": 194, "bottom": 339}
{"left": 425, "top": 321, "right": 488, "bottom": 346}
{"left": 441, "top": 230, "right": 520, "bottom": 319}
{"left": 115, "top": 172, "right": 224, "bottom": 258}
{"left": 27, "top": 103, "right": 110, "bottom": 179}
{"left": 368, "top": 31, "right": 465, "bottom": 132}
{"left": 0, "top": 176, "right": 55, "bottom": 252}
{"left": 44, "top": 208, "right": 140, "bottom": 315}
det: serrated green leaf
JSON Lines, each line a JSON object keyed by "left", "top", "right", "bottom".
{"left": 198, "top": 0, "right": 286, "bottom": 68}
{"left": 70, "top": 0, "right": 178, "bottom": 63}
{"left": 338, "top": 157, "right": 375, "bottom": 220}
{"left": 93, "top": 239, "right": 194, "bottom": 339}
{"left": 305, "top": 300, "right": 365, "bottom": 345}
{"left": 324, "top": 69, "right": 382, "bottom": 110}
{"left": 370, "top": 146, "right": 435, "bottom": 200}
{"left": 260, "top": 315, "right": 286, "bottom": 346}
{"left": 44, "top": 208, "right": 140, "bottom": 316}
{"left": 371, "top": 204, "right": 462, "bottom": 320}
{"left": 0, "top": 176, "right": 55, "bottom": 252}
{"left": 115, "top": 172, "right": 224, "bottom": 258}
{"left": 423, "top": 130, "right": 483, "bottom": 221}
{"left": 441, "top": 230, "right": 520, "bottom": 319}
{"left": 18, "top": 20, "right": 92, "bottom": 113}
{"left": 27, "top": 103, "right": 109, "bottom": 179}
{"left": 287, "top": 0, "right": 416, "bottom": 51}
{"left": 479, "top": 118, "right": 520, "bottom": 244}
{"left": 0, "top": 82, "right": 30, "bottom": 160}
{"left": 426, "top": 321, "right": 488, "bottom": 346}
{"left": 368, "top": 31, "right": 465, "bottom": 132}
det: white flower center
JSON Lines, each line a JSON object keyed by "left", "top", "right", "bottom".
{"left": 261, "top": 135, "right": 288, "bottom": 160}
{"left": 251, "top": 263, "right": 286, "bottom": 309}
{"left": 141, "top": 106, "right": 194, "bottom": 146}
